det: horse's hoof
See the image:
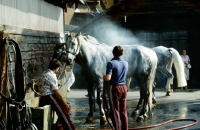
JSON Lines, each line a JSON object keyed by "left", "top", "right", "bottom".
{"left": 131, "top": 110, "right": 139, "bottom": 117}
{"left": 136, "top": 116, "right": 144, "bottom": 122}
{"left": 143, "top": 113, "right": 148, "bottom": 118}
{"left": 85, "top": 116, "right": 93, "bottom": 123}
{"left": 165, "top": 91, "right": 171, "bottom": 96}
{"left": 100, "top": 116, "right": 107, "bottom": 126}
{"left": 152, "top": 104, "right": 156, "bottom": 108}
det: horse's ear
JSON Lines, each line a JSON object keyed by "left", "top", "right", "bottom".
{"left": 65, "top": 32, "right": 70, "bottom": 37}
{"left": 83, "top": 36, "right": 88, "bottom": 41}
{"left": 74, "top": 32, "right": 81, "bottom": 37}
{"left": 65, "top": 32, "right": 70, "bottom": 42}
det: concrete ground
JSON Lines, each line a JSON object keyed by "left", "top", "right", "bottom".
{"left": 67, "top": 89, "right": 200, "bottom": 130}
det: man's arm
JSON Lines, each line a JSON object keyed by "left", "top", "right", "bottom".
{"left": 103, "top": 74, "right": 111, "bottom": 81}
{"left": 53, "top": 89, "right": 70, "bottom": 109}
{"left": 104, "top": 62, "right": 112, "bottom": 81}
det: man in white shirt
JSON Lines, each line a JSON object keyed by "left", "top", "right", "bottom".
{"left": 39, "top": 59, "right": 75, "bottom": 130}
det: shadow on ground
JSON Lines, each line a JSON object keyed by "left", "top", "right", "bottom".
{"left": 67, "top": 89, "right": 200, "bottom": 130}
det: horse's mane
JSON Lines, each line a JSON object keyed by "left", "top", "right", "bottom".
{"left": 79, "top": 34, "right": 108, "bottom": 46}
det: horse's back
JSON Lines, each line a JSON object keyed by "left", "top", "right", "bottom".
{"left": 152, "top": 46, "right": 172, "bottom": 68}
{"left": 122, "top": 45, "right": 157, "bottom": 77}
{"left": 124, "top": 45, "right": 157, "bottom": 62}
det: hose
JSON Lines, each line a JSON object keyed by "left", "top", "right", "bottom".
{"left": 105, "top": 118, "right": 198, "bottom": 130}
{"left": 129, "top": 118, "right": 198, "bottom": 130}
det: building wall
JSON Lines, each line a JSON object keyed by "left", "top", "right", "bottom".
{"left": 0, "top": 0, "right": 66, "bottom": 125}
{"left": 0, "top": 0, "right": 64, "bottom": 34}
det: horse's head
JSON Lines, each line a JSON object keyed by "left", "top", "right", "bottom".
{"left": 52, "top": 43, "right": 68, "bottom": 65}
{"left": 65, "top": 32, "right": 81, "bottom": 65}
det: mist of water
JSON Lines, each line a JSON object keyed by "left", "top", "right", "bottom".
{"left": 85, "top": 18, "right": 145, "bottom": 46}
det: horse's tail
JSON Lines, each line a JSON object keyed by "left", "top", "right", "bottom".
{"left": 169, "top": 48, "right": 187, "bottom": 87}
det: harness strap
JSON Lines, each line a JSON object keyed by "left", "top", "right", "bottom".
{"left": 1, "top": 37, "right": 26, "bottom": 103}
{"left": 0, "top": 37, "right": 38, "bottom": 130}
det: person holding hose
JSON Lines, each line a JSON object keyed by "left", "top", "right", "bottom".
{"left": 103, "top": 45, "right": 128, "bottom": 130}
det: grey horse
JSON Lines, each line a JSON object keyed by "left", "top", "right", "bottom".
{"left": 63, "top": 32, "right": 158, "bottom": 123}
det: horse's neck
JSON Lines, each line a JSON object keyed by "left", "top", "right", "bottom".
{"left": 77, "top": 42, "right": 94, "bottom": 66}
{"left": 77, "top": 40, "right": 112, "bottom": 68}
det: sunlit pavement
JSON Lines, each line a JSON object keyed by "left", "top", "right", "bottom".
{"left": 67, "top": 89, "right": 200, "bottom": 130}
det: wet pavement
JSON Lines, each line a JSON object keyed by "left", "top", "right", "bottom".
{"left": 67, "top": 89, "right": 200, "bottom": 130}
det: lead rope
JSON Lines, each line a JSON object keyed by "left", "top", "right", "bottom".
{"left": 102, "top": 81, "right": 114, "bottom": 130}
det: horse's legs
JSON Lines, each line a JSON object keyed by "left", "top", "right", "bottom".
{"left": 165, "top": 76, "right": 173, "bottom": 96}
{"left": 96, "top": 83, "right": 107, "bottom": 125}
{"left": 136, "top": 89, "right": 149, "bottom": 122}
{"left": 152, "top": 82, "right": 156, "bottom": 104}
{"left": 166, "top": 65, "right": 174, "bottom": 95}
{"left": 85, "top": 81, "right": 95, "bottom": 123}
{"left": 131, "top": 84, "right": 144, "bottom": 117}
{"left": 132, "top": 79, "right": 156, "bottom": 118}
{"left": 96, "top": 84, "right": 104, "bottom": 116}
{"left": 159, "top": 68, "right": 174, "bottom": 96}
{"left": 136, "top": 72, "right": 154, "bottom": 122}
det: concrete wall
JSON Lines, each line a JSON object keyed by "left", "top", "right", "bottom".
{"left": 0, "top": 0, "right": 66, "bottom": 128}
{"left": 0, "top": 0, "right": 64, "bottom": 34}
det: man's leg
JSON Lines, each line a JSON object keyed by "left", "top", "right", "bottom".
{"left": 109, "top": 86, "right": 121, "bottom": 130}
{"left": 43, "top": 95, "right": 75, "bottom": 130}
{"left": 120, "top": 85, "right": 128, "bottom": 130}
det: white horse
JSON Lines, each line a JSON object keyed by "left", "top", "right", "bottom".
{"left": 127, "top": 46, "right": 187, "bottom": 97}
{"left": 59, "top": 32, "right": 158, "bottom": 123}
{"left": 152, "top": 46, "right": 187, "bottom": 95}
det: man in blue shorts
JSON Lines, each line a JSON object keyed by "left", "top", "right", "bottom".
{"left": 103, "top": 45, "right": 128, "bottom": 130}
